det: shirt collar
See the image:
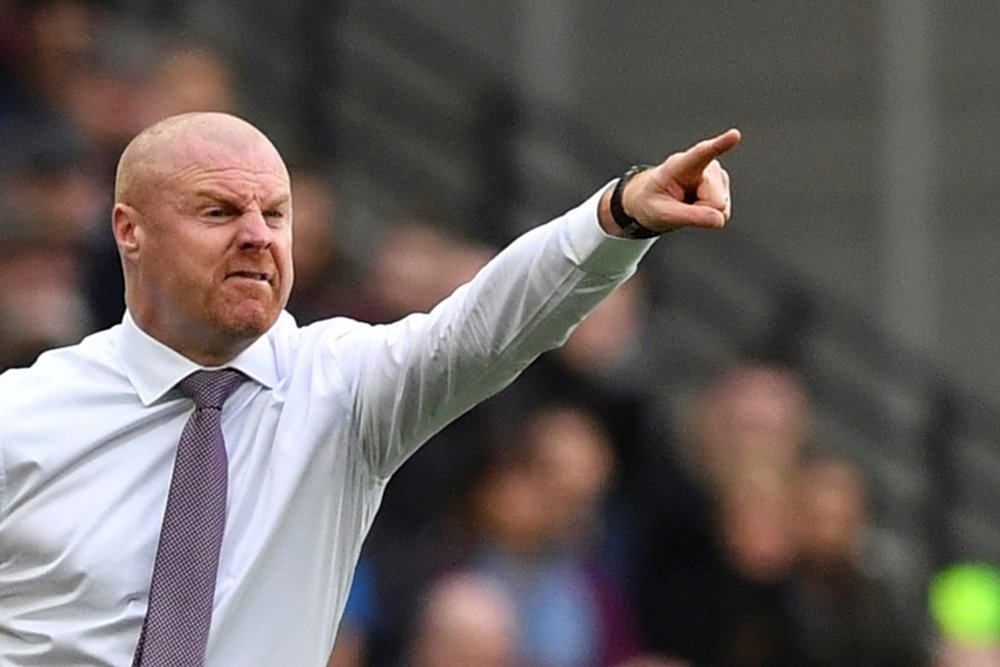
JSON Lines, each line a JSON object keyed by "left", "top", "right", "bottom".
{"left": 117, "top": 311, "right": 279, "bottom": 406}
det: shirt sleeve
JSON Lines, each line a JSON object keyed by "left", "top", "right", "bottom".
{"left": 334, "top": 184, "right": 657, "bottom": 478}
{"left": 0, "top": 429, "right": 6, "bottom": 517}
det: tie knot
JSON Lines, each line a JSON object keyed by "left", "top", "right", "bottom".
{"left": 178, "top": 369, "right": 245, "bottom": 409}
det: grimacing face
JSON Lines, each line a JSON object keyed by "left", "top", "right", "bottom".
{"left": 113, "top": 113, "right": 294, "bottom": 365}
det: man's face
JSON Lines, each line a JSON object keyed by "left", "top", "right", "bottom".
{"left": 120, "top": 121, "right": 293, "bottom": 362}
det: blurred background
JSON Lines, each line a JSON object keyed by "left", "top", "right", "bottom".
{"left": 2, "top": 1, "right": 999, "bottom": 665}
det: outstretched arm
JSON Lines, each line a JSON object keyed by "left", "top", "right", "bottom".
{"left": 342, "top": 128, "right": 742, "bottom": 478}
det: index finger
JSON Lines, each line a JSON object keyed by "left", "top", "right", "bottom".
{"left": 671, "top": 128, "right": 742, "bottom": 179}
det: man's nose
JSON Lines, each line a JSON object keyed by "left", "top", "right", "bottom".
{"left": 236, "top": 210, "right": 273, "bottom": 249}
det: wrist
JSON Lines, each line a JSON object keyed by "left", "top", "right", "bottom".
{"left": 609, "top": 165, "right": 660, "bottom": 239}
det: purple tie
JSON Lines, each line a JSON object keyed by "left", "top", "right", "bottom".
{"left": 133, "top": 369, "right": 245, "bottom": 667}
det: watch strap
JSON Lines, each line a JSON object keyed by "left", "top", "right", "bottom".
{"left": 610, "top": 165, "right": 660, "bottom": 239}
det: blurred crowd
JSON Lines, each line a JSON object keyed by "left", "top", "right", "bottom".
{"left": 2, "top": 2, "right": 998, "bottom": 666}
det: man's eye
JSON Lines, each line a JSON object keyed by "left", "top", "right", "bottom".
{"left": 202, "top": 206, "right": 237, "bottom": 221}
{"left": 264, "top": 210, "right": 288, "bottom": 226}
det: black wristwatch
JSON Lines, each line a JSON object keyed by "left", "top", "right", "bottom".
{"left": 609, "top": 164, "right": 660, "bottom": 239}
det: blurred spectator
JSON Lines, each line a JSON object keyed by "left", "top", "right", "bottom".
{"left": 66, "top": 19, "right": 245, "bottom": 174}
{"left": 146, "top": 39, "right": 237, "bottom": 119}
{"left": 0, "top": 118, "right": 103, "bottom": 242}
{"left": 791, "top": 454, "right": 925, "bottom": 666}
{"left": 285, "top": 166, "right": 365, "bottom": 323}
{"left": 524, "top": 404, "right": 616, "bottom": 548}
{"left": 718, "top": 465, "right": 799, "bottom": 586}
{"left": 0, "top": 236, "right": 91, "bottom": 369}
{"left": 0, "top": 0, "right": 101, "bottom": 128}
{"left": 702, "top": 466, "right": 805, "bottom": 667}
{"left": 404, "top": 571, "right": 520, "bottom": 667}
{"left": 502, "top": 274, "right": 695, "bottom": 595}
{"left": 456, "top": 403, "right": 640, "bottom": 667}
{"left": 0, "top": 109, "right": 100, "bottom": 372}
{"left": 1, "top": 0, "right": 103, "bottom": 247}
{"left": 364, "top": 218, "right": 493, "bottom": 322}
{"left": 684, "top": 361, "right": 810, "bottom": 489}
{"left": 512, "top": 275, "right": 665, "bottom": 482}
{"left": 635, "top": 361, "right": 812, "bottom": 664}
{"left": 73, "top": 35, "right": 237, "bottom": 170}
{"left": 356, "top": 403, "right": 501, "bottom": 665}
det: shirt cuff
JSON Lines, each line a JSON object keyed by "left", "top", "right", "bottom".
{"left": 562, "top": 181, "right": 659, "bottom": 279}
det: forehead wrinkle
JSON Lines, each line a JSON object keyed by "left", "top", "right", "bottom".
{"left": 181, "top": 167, "right": 291, "bottom": 208}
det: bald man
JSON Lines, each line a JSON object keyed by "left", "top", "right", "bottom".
{"left": 0, "top": 112, "right": 739, "bottom": 666}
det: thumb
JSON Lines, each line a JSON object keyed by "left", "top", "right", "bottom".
{"left": 669, "top": 128, "right": 742, "bottom": 183}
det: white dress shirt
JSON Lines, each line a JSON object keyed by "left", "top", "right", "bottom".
{"left": 0, "top": 187, "right": 654, "bottom": 666}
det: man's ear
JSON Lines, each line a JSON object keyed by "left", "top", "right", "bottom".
{"left": 112, "top": 203, "right": 141, "bottom": 261}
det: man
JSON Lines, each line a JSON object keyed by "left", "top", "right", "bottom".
{"left": 0, "top": 111, "right": 739, "bottom": 665}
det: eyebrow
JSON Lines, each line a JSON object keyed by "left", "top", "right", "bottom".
{"left": 193, "top": 189, "right": 291, "bottom": 208}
